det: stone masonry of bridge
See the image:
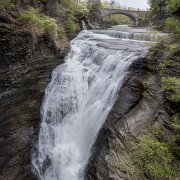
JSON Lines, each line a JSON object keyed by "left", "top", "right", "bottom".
{"left": 100, "top": 8, "right": 147, "bottom": 26}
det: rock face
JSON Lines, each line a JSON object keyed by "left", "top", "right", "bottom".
{"left": 0, "top": 23, "right": 68, "bottom": 179}
{"left": 0, "top": 8, "right": 178, "bottom": 179}
{"left": 86, "top": 47, "right": 175, "bottom": 179}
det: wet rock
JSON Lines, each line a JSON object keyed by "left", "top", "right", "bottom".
{"left": 0, "top": 23, "right": 68, "bottom": 179}
{"left": 86, "top": 53, "right": 171, "bottom": 179}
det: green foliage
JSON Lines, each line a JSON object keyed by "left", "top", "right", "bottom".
{"left": 61, "top": 0, "right": 80, "bottom": 13}
{"left": 170, "top": 113, "right": 180, "bottom": 159}
{"left": 116, "top": 153, "right": 141, "bottom": 179}
{"left": 87, "top": 0, "right": 101, "bottom": 7}
{"left": 148, "top": 0, "right": 159, "bottom": 21}
{"left": 0, "top": 0, "right": 13, "bottom": 9}
{"left": 132, "top": 135, "right": 174, "bottom": 179}
{"left": 66, "top": 18, "right": 77, "bottom": 33}
{"left": 167, "top": 0, "right": 180, "bottom": 12}
{"left": 151, "top": 124, "right": 165, "bottom": 139}
{"left": 171, "top": 113, "right": 180, "bottom": 130}
{"left": 18, "top": 9, "right": 60, "bottom": 39}
{"left": 162, "top": 77, "right": 180, "bottom": 102}
{"left": 170, "top": 139, "right": 180, "bottom": 159}
{"left": 65, "top": 11, "right": 79, "bottom": 34}
{"left": 165, "top": 17, "right": 180, "bottom": 39}
{"left": 172, "top": 124, "right": 180, "bottom": 130}
{"left": 0, "top": 0, "right": 24, "bottom": 9}
{"left": 87, "top": 0, "right": 101, "bottom": 11}
{"left": 148, "top": 0, "right": 180, "bottom": 32}
{"left": 108, "top": 14, "right": 132, "bottom": 25}
{"left": 169, "top": 43, "right": 179, "bottom": 53}
{"left": 160, "top": 59, "right": 173, "bottom": 68}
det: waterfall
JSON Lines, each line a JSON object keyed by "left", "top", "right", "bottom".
{"left": 32, "top": 26, "right": 152, "bottom": 180}
{"left": 82, "top": 20, "right": 87, "bottom": 30}
{"left": 92, "top": 29, "right": 169, "bottom": 42}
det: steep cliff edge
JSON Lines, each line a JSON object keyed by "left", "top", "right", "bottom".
{"left": 0, "top": 8, "right": 69, "bottom": 179}
{"left": 91, "top": 8, "right": 180, "bottom": 179}
{"left": 0, "top": 1, "right": 179, "bottom": 179}
{"left": 87, "top": 42, "right": 180, "bottom": 180}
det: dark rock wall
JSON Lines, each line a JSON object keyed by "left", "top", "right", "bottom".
{"left": 0, "top": 24, "right": 67, "bottom": 179}
{"left": 87, "top": 48, "right": 176, "bottom": 179}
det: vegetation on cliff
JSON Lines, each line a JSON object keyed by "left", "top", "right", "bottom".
{"left": 162, "top": 77, "right": 180, "bottom": 102}
{"left": 0, "top": 0, "right": 87, "bottom": 40}
{"left": 18, "top": 8, "right": 63, "bottom": 39}
{"left": 133, "top": 44, "right": 180, "bottom": 179}
{"left": 0, "top": 0, "right": 179, "bottom": 180}
{"left": 132, "top": 134, "right": 175, "bottom": 179}
{"left": 124, "top": 1, "right": 180, "bottom": 179}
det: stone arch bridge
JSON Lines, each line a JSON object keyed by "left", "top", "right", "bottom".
{"left": 100, "top": 8, "right": 147, "bottom": 26}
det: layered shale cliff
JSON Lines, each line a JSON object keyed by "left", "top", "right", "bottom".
{"left": 87, "top": 42, "right": 180, "bottom": 180}
{"left": 0, "top": 9, "right": 69, "bottom": 179}
{"left": 0, "top": 1, "right": 180, "bottom": 180}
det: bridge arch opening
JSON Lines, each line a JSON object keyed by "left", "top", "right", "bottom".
{"left": 100, "top": 9, "right": 147, "bottom": 26}
{"left": 108, "top": 14, "right": 133, "bottom": 25}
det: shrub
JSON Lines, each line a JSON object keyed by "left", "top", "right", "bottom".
{"left": 165, "top": 17, "right": 180, "bottom": 39}
{"left": 132, "top": 135, "right": 174, "bottom": 179}
{"left": 61, "top": 0, "right": 80, "bottom": 13}
{"left": 162, "top": 77, "right": 180, "bottom": 102}
{"left": 160, "top": 59, "right": 173, "bottom": 68}
{"left": 0, "top": 0, "right": 13, "bottom": 9}
{"left": 0, "top": 0, "right": 22, "bottom": 9}
{"left": 151, "top": 124, "right": 165, "bottom": 139}
{"left": 167, "top": 0, "right": 180, "bottom": 12}
{"left": 171, "top": 113, "right": 180, "bottom": 130}
{"left": 168, "top": 43, "right": 180, "bottom": 54}
{"left": 66, "top": 19, "right": 77, "bottom": 33}
{"left": 170, "top": 113, "right": 180, "bottom": 159}
{"left": 18, "top": 9, "right": 60, "bottom": 39}
{"left": 148, "top": 0, "right": 159, "bottom": 21}
{"left": 65, "top": 11, "right": 79, "bottom": 34}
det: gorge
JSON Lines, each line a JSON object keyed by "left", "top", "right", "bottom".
{"left": 0, "top": 0, "right": 179, "bottom": 179}
{"left": 32, "top": 25, "right": 167, "bottom": 180}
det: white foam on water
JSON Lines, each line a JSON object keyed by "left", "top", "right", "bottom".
{"left": 32, "top": 28, "right": 152, "bottom": 180}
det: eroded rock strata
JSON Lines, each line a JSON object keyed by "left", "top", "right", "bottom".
{"left": 0, "top": 19, "right": 68, "bottom": 179}
{"left": 87, "top": 45, "right": 179, "bottom": 180}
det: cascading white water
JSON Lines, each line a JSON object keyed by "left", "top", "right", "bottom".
{"left": 82, "top": 20, "right": 87, "bottom": 30}
{"left": 93, "top": 25, "right": 170, "bottom": 42}
{"left": 32, "top": 25, "right": 160, "bottom": 180}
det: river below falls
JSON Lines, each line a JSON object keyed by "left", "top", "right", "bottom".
{"left": 32, "top": 25, "right": 168, "bottom": 180}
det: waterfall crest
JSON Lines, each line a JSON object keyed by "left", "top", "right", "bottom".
{"left": 92, "top": 25, "right": 170, "bottom": 42}
{"left": 32, "top": 26, "right": 153, "bottom": 180}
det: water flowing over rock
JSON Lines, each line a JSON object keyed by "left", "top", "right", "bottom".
{"left": 93, "top": 25, "right": 169, "bottom": 42}
{"left": 82, "top": 20, "right": 87, "bottom": 30}
{"left": 32, "top": 25, "right": 157, "bottom": 180}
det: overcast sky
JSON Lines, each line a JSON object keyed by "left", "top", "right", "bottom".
{"left": 102, "top": 0, "right": 149, "bottom": 10}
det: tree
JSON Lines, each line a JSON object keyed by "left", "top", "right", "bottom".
{"left": 110, "top": 0, "right": 115, "bottom": 8}
{"left": 87, "top": 0, "right": 101, "bottom": 10}
{"left": 148, "top": 0, "right": 159, "bottom": 18}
